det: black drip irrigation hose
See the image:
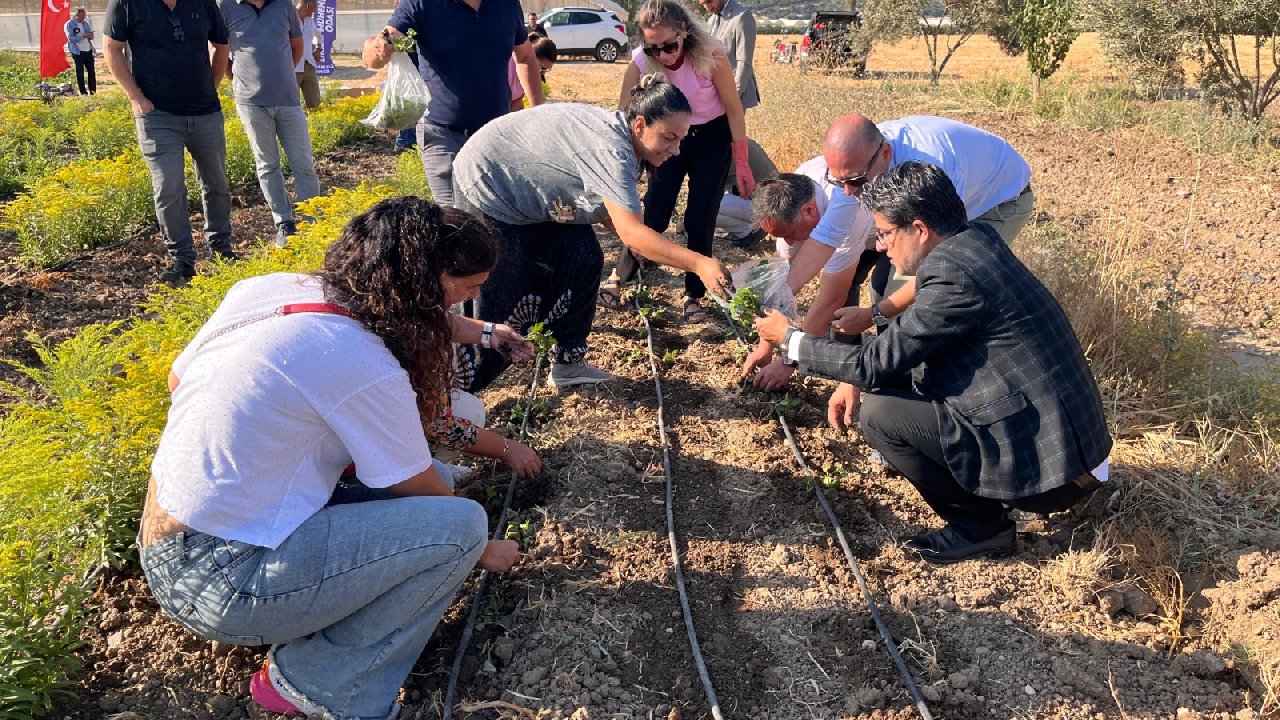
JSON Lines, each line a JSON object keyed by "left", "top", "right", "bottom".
{"left": 441, "top": 355, "right": 546, "bottom": 720}
{"left": 717, "top": 307, "right": 934, "bottom": 720}
{"left": 635, "top": 270, "right": 726, "bottom": 720}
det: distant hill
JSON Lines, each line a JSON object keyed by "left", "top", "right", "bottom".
{"left": 748, "top": 0, "right": 852, "bottom": 22}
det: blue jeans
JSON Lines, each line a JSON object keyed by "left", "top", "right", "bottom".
{"left": 139, "top": 491, "right": 488, "bottom": 719}
{"left": 135, "top": 110, "right": 234, "bottom": 266}
{"left": 235, "top": 104, "right": 321, "bottom": 226}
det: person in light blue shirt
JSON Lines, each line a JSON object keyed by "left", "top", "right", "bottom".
{"left": 64, "top": 7, "right": 96, "bottom": 95}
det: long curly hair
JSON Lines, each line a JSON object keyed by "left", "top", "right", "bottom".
{"left": 320, "top": 197, "right": 497, "bottom": 425}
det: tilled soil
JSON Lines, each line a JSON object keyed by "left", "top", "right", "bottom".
{"left": 4, "top": 69, "right": 1279, "bottom": 718}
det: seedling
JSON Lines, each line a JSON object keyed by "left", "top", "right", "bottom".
{"left": 729, "top": 286, "right": 763, "bottom": 341}
{"left": 525, "top": 322, "right": 556, "bottom": 360}
{"left": 504, "top": 518, "right": 535, "bottom": 549}
{"left": 731, "top": 344, "right": 749, "bottom": 363}
{"left": 390, "top": 28, "right": 419, "bottom": 52}
{"left": 623, "top": 349, "right": 645, "bottom": 365}
{"left": 661, "top": 348, "right": 680, "bottom": 368}
{"left": 509, "top": 397, "right": 552, "bottom": 427}
{"left": 770, "top": 393, "right": 803, "bottom": 423}
{"left": 639, "top": 305, "right": 664, "bottom": 321}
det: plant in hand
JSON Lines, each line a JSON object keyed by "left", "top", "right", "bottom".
{"left": 525, "top": 322, "right": 556, "bottom": 360}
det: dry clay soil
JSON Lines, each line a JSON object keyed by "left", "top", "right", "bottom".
{"left": 1, "top": 60, "right": 1279, "bottom": 720}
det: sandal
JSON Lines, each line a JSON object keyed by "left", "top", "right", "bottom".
{"left": 682, "top": 298, "right": 711, "bottom": 324}
{"left": 598, "top": 278, "right": 622, "bottom": 309}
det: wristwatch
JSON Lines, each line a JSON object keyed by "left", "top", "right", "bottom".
{"left": 480, "top": 322, "right": 494, "bottom": 349}
{"left": 870, "top": 303, "right": 889, "bottom": 329}
{"left": 780, "top": 327, "right": 799, "bottom": 367}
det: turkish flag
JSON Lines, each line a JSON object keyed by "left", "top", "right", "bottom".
{"left": 40, "top": 0, "right": 71, "bottom": 78}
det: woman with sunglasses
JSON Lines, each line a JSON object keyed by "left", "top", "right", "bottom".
{"left": 138, "top": 198, "right": 533, "bottom": 719}
{"left": 508, "top": 33, "right": 557, "bottom": 111}
{"left": 599, "top": 0, "right": 752, "bottom": 323}
{"left": 452, "top": 74, "right": 733, "bottom": 391}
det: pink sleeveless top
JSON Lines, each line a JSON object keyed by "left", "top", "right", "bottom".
{"left": 631, "top": 47, "right": 725, "bottom": 126}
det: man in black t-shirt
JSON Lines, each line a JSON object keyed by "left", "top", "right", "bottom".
{"left": 103, "top": 0, "right": 237, "bottom": 286}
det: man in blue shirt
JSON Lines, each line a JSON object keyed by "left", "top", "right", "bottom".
{"left": 104, "top": 0, "right": 237, "bottom": 286}
{"left": 361, "top": 0, "right": 543, "bottom": 206}
{"left": 219, "top": 0, "right": 321, "bottom": 248}
{"left": 64, "top": 7, "right": 97, "bottom": 95}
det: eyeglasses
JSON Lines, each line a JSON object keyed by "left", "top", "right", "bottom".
{"left": 642, "top": 35, "right": 683, "bottom": 57}
{"left": 825, "top": 137, "right": 884, "bottom": 190}
{"left": 874, "top": 224, "right": 905, "bottom": 247}
{"left": 167, "top": 14, "right": 185, "bottom": 43}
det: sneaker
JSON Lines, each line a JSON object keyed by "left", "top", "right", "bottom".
{"left": 249, "top": 662, "right": 300, "bottom": 715}
{"left": 275, "top": 221, "right": 297, "bottom": 249}
{"left": 211, "top": 247, "right": 241, "bottom": 262}
{"left": 158, "top": 260, "right": 195, "bottom": 287}
{"left": 548, "top": 360, "right": 614, "bottom": 387}
{"left": 729, "top": 227, "right": 768, "bottom": 250}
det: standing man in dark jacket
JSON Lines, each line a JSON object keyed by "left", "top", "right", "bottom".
{"left": 103, "top": 0, "right": 237, "bottom": 286}
{"left": 756, "top": 162, "right": 1112, "bottom": 564}
{"left": 701, "top": 0, "right": 758, "bottom": 111}
{"left": 361, "top": 0, "right": 543, "bottom": 206}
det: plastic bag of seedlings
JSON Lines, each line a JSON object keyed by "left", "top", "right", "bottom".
{"left": 710, "top": 257, "right": 798, "bottom": 326}
{"left": 361, "top": 36, "right": 430, "bottom": 131}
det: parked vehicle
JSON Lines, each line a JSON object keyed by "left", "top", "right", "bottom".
{"left": 537, "top": 7, "right": 630, "bottom": 62}
{"left": 800, "top": 9, "right": 866, "bottom": 74}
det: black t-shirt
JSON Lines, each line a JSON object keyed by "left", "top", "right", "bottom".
{"left": 105, "top": 0, "right": 229, "bottom": 115}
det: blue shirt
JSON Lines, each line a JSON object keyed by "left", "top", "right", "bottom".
{"left": 880, "top": 116, "right": 1032, "bottom": 220}
{"left": 387, "top": 0, "right": 524, "bottom": 131}
{"left": 218, "top": 0, "right": 303, "bottom": 107}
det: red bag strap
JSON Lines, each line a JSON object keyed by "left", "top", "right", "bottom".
{"left": 280, "top": 303, "right": 352, "bottom": 317}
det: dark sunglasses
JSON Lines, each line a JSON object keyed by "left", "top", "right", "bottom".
{"left": 642, "top": 35, "right": 682, "bottom": 57}
{"left": 825, "top": 137, "right": 884, "bottom": 190}
{"left": 167, "top": 14, "right": 185, "bottom": 43}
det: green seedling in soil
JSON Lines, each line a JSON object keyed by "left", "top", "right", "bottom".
{"left": 661, "top": 348, "right": 680, "bottom": 368}
{"left": 525, "top": 321, "right": 556, "bottom": 359}
{"left": 819, "top": 461, "right": 846, "bottom": 489}
{"left": 509, "top": 397, "right": 552, "bottom": 427}
{"left": 634, "top": 283, "right": 652, "bottom": 303}
{"left": 623, "top": 349, "right": 645, "bottom": 365}
{"left": 504, "top": 518, "right": 535, "bottom": 549}
{"left": 732, "top": 344, "right": 749, "bottom": 363}
{"left": 638, "top": 305, "right": 664, "bottom": 321}
{"left": 770, "top": 393, "right": 803, "bottom": 423}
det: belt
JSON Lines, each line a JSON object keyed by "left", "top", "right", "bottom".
{"left": 425, "top": 119, "right": 483, "bottom": 136}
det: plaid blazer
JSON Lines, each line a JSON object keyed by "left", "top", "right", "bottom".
{"left": 796, "top": 223, "right": 1112, "bottom": 500}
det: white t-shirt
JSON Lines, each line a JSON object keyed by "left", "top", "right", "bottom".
{"left": 879, "top": 116, "right": 1032, "bottom": 220}
{"left": 152, "top": 273, "right": 432, "bottom": 549}
{"left": 774, "top": 155, "right": 875, "bottom": 276}
{"left": 295, "top": 16, "right": 317, "bottom": 71}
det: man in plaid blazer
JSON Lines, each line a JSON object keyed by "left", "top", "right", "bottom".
{"left": 757, "top": 161, "right": 1112, "bottom": 564}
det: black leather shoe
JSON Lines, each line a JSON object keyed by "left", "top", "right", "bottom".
{"left": 902, "top": 526, "right": 1016, "bottom": 565}
{"left": 158, "top": 260, "right": 195, "bottom": 287}
{"left": 729, "top": 227, "right": 768, "bottom": 250}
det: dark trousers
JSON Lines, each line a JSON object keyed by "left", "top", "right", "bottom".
{"left": 859, "top": 389, "right": 1093, "bottom": 542}
{"left": 71, "top": 50, "right": 96, "bottom": 95}
{"left": 615, "top": 113, "right": 732, "bottom": 300}
{"left": 460, "top": 219, "right": 602, "bottom": 392}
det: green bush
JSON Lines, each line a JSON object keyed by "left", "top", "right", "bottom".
{"left": 0, "top": 154, "right": 154, "bottom": 266}
{"left": 393, "top": 147, "right": 430, "bottom": 199}
{"left": 310, "top": 93, "right": 379, "bottom": 154}
{"left": 0, "top": 182, "right": 397, "bottom": 718}
{"left": 0, "top": 50, "right": 75, "bottom": 101}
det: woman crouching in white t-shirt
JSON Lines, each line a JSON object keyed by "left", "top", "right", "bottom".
{"left": 138, "top": 198, "right": 536, "bottom": 719}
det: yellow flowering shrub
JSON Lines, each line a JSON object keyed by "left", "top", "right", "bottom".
{"left": 1, "top": 154, "right": 153, "bottom": 267}
{"left": 310, "top": 92, "right": 379, "bottom": 154}
{"left": 0, "top": 180, "right": 397, "bottom": 716}
{"left": 71, "top": 94, "right": 137, "bottom": 161}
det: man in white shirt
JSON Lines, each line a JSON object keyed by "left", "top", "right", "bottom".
{"left": 64, "top": 7, "right": 97, "bottom": 95}
{"left": 295, "top": 0, "right": 321, "bottom": 109}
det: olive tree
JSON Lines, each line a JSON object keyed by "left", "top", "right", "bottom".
{"left": 861, "top": 0, "right": 1005, "bottom": 84}
{"left": 1010, "top": 0, "right": 1079, "bottom": 96}
{"left": 1080, "top": 0, "right": 1280, "bottom": 120}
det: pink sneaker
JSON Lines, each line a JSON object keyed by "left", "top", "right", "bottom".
{"left": 249, "top": 663, "right": 300, "bottom": 715}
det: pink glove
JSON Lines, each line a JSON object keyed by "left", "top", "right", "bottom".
{"left": 731, "top": 139, "right": 755, "bottom": 197}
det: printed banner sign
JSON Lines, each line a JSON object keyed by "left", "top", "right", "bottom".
{"left": 316, "top": 0, "right": 337, "bottom": 76}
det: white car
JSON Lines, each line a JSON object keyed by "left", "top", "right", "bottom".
{"left": 537, "top": 7, "right": 630, "bottom": 62}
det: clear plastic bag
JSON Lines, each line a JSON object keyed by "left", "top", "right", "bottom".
{"left": 709, "top": 257, "right": 798, "bottom": 322}
{"left": 361, "top": 51, "right": 430, "bottom": 131}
